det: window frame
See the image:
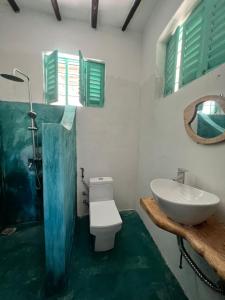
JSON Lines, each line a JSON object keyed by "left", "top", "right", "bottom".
{"left": 43, "top": 50, "right": 105, "bottom": 108}
{"left": 163, "top": 0, "right": 225, "bottom": 97}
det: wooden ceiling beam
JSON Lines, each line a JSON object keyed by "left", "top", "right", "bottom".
{"left": 7, "top": 0, "right": 20, "bottom": 13}
{"left": 51, "top": 0, "right": 62, "bottom": 21}
{"left": 122, "top": 0, "right": 142, "bottom": 32}
{"left": 91, "top": 0, "right": 99, "bottom": 29}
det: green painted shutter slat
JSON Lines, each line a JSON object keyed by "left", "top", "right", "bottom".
{"left": 180, "top": 1, "right": 206, "bottom": 86}
{"left": 164, "top": 27, "right": 179, "bottom": 96}
{"left": 207, "top": 0, "right": 225, "bottom": 70}
{"left": 208, "top": 40, "right": 225, "bottom": 58}
{"left": 44, "top": 50, "right": 58, "bottom": 104}
{"left": 212, "top": 10, "right": 225, "bottom": 28}
{"left": 211, "top": 31, "right": 225, "bottom": 45}
{"left": 79, "top": 51, "right": 86, "bottom": 106}
{"left": 213, "top": 0, "right": 225, "bottom": 15}
{"left": 208, "top": 49, "right": 225, "bottom": 68}
{"left": 86, "top": 60, "right": 105, "bottom": 107}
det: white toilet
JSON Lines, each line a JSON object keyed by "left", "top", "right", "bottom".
{"left": 89, "top": 177, "right": 122, "bottom": 252}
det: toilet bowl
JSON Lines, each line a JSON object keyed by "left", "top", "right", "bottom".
{"left": 89, "top": 177, "right": 122, "bottom": 252}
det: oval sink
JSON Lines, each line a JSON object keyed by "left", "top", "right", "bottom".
{"left": 150, "top": 178, "right": 220, "bottom": 225}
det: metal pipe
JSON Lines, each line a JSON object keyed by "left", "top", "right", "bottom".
{"left": 27, "top": 77, "right": 33, "bottom": 112}
{"left": 80, "top": 167, "right": 89, "bottom": 191}
{"left": 177, "top": 236, "right": 225, "bottom": 295}
{"left": 1, "top": 68, "right": 42, "bottom": 190}
{"left": 13, "top": 68, "right": 33, "bottom": 112}
{"left": 13, "top": 69, "right": 38, "bottom": 161}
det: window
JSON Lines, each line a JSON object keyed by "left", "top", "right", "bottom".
{"left": 164, "top": 0, "right": 225, "bottom": 96}
{"left": 202, "top": 101, "right": 216, "bottom": 114}
{"left": 174, "top": 26, "right": 183, "bottom": 92}
{"left": 164, "top": 27, "right": 179, "bottom": 96}
{"left": 58, "top": 53, "right": 80, "bottom": 106}
{"left": 43, "top": 50, "right": 105, "bottom": 107}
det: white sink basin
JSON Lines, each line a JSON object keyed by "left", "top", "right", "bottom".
{"left": 150, "top": 178, "right": 220, "bottom": 225}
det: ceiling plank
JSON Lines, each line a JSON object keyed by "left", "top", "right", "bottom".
{"left": 122, "top": 0, "right": 142, "bottom": 31}
{"left": 51, "top": 0, "right": 62, "bottom": 21}
{"left": 91, "top": 0, "right": 99, "bottom": 29}
{"left": 7, "top": 0, "right": 20, "bottom": 13}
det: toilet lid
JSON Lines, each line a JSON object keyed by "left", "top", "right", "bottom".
{"left": 90, "top": 200, "right": 122, "bottom": 228}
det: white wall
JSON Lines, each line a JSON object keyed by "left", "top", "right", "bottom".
{"left": 137, "top": 0, "right": 225, "bottom": 299}
{"left": 0, "top": 7, "right": 141, "bottom": 216}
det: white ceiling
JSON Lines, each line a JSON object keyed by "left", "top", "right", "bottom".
{"left": 0, "top": 0, "right": 157, "bottom": 32}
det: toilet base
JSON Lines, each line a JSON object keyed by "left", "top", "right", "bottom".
{"left": 94, "top": 232, "right": 116, "bottom": 252}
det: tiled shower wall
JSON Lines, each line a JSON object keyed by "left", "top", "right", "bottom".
{"left": 0, "top": 100, "right": 64, "bottom": 226}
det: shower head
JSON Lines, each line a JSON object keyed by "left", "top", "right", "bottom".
{"left": 1, "top": 68, "right": 33, "bottom": 112}
{"left": 0, "top": 73, "right": 24, "bottom": 82}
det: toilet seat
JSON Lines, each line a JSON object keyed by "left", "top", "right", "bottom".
{"left": 90, "top": 200, "right": 122, "bottom": 233}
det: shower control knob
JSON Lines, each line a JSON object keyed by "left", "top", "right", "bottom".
{"left": 27, "top": 111, "right": 37, "bottom": 118}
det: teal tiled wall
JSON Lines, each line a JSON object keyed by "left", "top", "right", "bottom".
{"left": 42, "top": 106, "right": 77, "bottom": 293}
{"left": 0, "top": 100, "right": 64, "bottom": 226}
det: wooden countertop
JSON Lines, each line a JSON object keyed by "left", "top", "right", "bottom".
{"left": 140, "top": 197, "right": 225, "bottom": 281}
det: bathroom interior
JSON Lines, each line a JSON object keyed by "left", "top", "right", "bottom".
{"left": 0, "top": 0, "right": 225, "bottom": 299}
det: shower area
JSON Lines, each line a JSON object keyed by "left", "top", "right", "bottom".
{"left": 0, "top": 97, "right": 77, "bottom": 293}
{"left": 0, "top": 100, "right": 63, "bottom": 225}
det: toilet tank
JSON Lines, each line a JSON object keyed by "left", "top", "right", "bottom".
{"left": 89, "top": 177, "right": 114, "bottom": 202}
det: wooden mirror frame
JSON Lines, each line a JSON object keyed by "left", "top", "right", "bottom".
{"left": 184, "top": 95, "right": 225, "bottom": 145}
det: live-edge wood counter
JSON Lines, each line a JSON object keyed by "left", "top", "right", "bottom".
{"left": 140, "top": 197, "right": 225, "bottom": 281}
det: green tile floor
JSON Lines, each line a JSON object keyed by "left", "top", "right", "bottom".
{"left": 0, "top": 211, "right": 187, "bottom": 300}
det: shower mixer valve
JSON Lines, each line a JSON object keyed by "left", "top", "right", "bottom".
{"left": 27, "top": 111, "right": 37, "bottom": 118}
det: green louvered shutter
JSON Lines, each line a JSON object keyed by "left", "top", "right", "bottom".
{"left": 44, "top": 50, "right": 58, "bottom": 104}
{"left": 86, "top": 60, "right": 105, "bottom": 107}
{"left": 79, "top": 51, "right": 87, "bottom": 106}
{"left": 180, "top": 1, "right": 206, "bottom": 86}
{"left": 164, "top": 27, "right": 179, "bottom": 96}
{"left": 206, "top": 0, "right": 225, "bottom": 71}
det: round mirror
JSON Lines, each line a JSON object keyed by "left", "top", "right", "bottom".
{"left": 184, "top": 95, "right": 225, "bottom": 144}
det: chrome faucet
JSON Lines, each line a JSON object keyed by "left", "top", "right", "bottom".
{"left": 174, "top": 168, "right": 187, "bottom": 184}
